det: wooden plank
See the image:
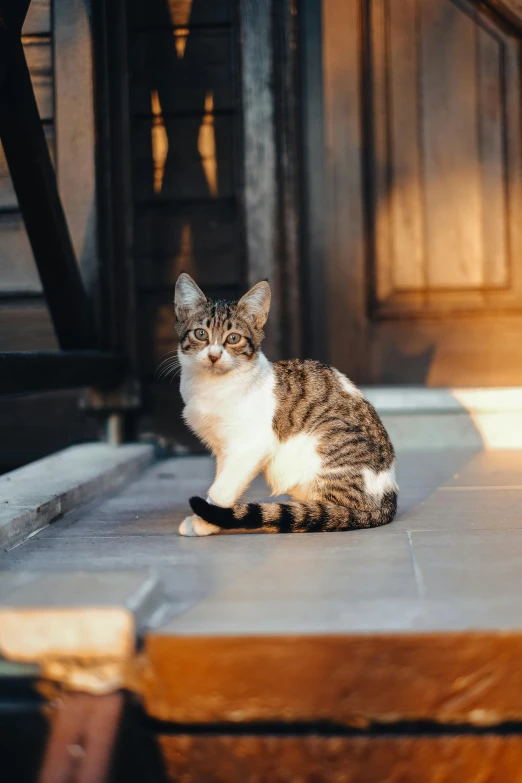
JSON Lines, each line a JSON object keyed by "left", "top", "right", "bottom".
{"left": 128, "top": 0, "right": 233, "bottom": 28}
{"left": 135, "top": 202, "right": 240, "bottom": 288}
{"left": 0, "top": 299, "right": 56, "bottom": 350}
{"left": 54, "top": 0, "right": 98, "bottom": 291}
{"left": 159, "top": 735, "right": 522, "bottom": 783}
{"left": 140, "top": 633, "right": 522, "bottom": 725}
{"left": 0, "top": 124, "right": 54, "bottom": 210}
{"left": 478, "top": 26, "right": 508, "bottom": 288}
{"left": 23, "top": 37, "right": 53, "bottom": 120}
{"left": 388, "top": 0, "right": 425, "bottom": 291}
{"left": 300, "top": 0, "right": 327, "bottom": 362}
{"left": 132, "top": 115, "right": 235, "bottom": 202}
{"left": 502, "top": 28, "right": 522, "bottom": 302}
{"left": 0, "top": 351, "right": 127, "bottom": 394}
{"left": 22, "top": 0, "right": 50, "bottom": 34}
{"left": 0, "top": 297, "right": 58, "bottom": 351}
{"left": 420, "top": 0, "right": 482, "bottom": 288}
{"left": 322, "top": 0, "right": 367, "bottom": 377}
{"left": 130, "top": 29, "right": 233, "bottom": 116}
{"left": 274, "top": 0, "right": 303, "bottom": 358}
{"left": 38, "top": 693, "right": 123, "bottom": 783}
{"left": 239, "top": 0, "right": 279, "bottom": 357}
{"left": 370, "top": 0, "right": 393, "bottom": 302}
{"left": 0, "top": 212, "right": 43, "bottom": 292}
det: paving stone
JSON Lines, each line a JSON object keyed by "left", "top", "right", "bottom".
{"left": 409, "top": 530, "right": 522, "bottom": 599}
{"left": 2, "top": 451, "right": 522, "bottom": 637}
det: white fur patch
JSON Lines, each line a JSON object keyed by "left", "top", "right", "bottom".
{"left": 266, "top": 432, "right": 322, "bottom": 496}
{"left": 333, "top": 369, "right": 363, "bottom": 398}
{"left": 362, "top": 462, "right": 398, "bottom": 502}
{"left": 179, "top": 515, "right": 220, "bottom": 537}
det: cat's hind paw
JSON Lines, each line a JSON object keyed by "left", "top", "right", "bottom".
{"left": 179, "top": 514, "right": 220, "bottom": 537}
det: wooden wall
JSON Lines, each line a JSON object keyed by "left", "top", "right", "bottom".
{"left": 0, "top": 1, "right": 99, "bottom": 472}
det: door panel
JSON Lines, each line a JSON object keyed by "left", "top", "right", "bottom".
{"left": 321, "top": 0, "right": 522, "bottom": 384}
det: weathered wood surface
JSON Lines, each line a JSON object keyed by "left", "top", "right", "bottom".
{"left": 138, "top": 632, "right": 522, "bottom": 725}
{"left": 39, "top": 693, "right": 123, "bottom": 783}
{"left": 321, "top": 0, "right": 522, "bottom": 384}
{"left": 158, "top": 734, "right": 522, "bottom": 783}
{"left": 239, "top": 0, "right": 279, "bottom": 357}
{"left": 23, "top": 0, "right": 51, "bottom": 35}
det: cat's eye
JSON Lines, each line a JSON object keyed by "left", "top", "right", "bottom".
{"left": 226, "top": 333, "right": 241, "bottom": 344}
{"left": 194, "top": 328, "right": 208, "bottom": 341}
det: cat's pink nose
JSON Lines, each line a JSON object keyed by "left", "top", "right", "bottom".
{"left": 208, "top": 346, "right": 222, "bottom": 364}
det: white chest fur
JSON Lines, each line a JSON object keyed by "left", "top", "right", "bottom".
{"left": 180, "top": 353, "right": 277, "bottom": 459}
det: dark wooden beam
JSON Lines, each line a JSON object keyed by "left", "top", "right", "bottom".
{"left": 0, "top": 24, "right": 97, "bottom": 350}
{"left": 0, "top": 0, "right": 31, "bottom": 88}
{"left": 0, "top": 352, "right": 127, "bottom": 395}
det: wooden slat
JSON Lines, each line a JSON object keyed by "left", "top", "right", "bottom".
{"left": 54, "top": 0, "right": 98, "bottom": 285}
{"left": 159, "top": 735, "right": 522, "bottom": 783}
{"left": 0, "top": 350, "right": 127, "bottom": 394}
{"left": 39, "top": 693, "right": 123, "bottom": 783}
{"left": 503, "top": 17, "right": 522, "bottom": 302}
{"left": 239, "top": 0, "right": 279, "bottom": 356}
{"left": 421, "top": 0, "right": 482, "bottom": 288}
{"left": 129, "top": 0, "right": 232, "bottom": 28}
{"left": 130, "top": 29, "right": 233, "bottom": 116}
{"left": 300, "top": 0, "right": 328, "bottom": 362}
{"left": 0, "top": 213, "right": 43, "bottom": 293}
{"left": 135, "top": 201, "right": 240, "bottom": 288}
{"left": 478, "top": 26, "right": 508, "bottom": 287}
{"left": 22, "top": 0, "right": 51, "bottom": 35}
{"left": 370, "top": 0, "right": 393, "bottom": 302}
{"left": 23, "top": 37, "right": 53, "bottom": 120}
{"left": 0, "top": 299, "right": 56, "bottom": 350}
{"left": 322, "top": 0, "right": 367, "bottom": 377}
{"left": 132, "top": 115, "right": 235, "bottom": 202}
{"left": 0, "top": 125, "right": 54, "bottom": 210}
{"left": 387, "top": 0, "right": 424, "bottom": 291}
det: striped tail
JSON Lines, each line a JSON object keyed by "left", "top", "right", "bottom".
{"left": 189, "top": 492, "right": 397, "bottom": 534}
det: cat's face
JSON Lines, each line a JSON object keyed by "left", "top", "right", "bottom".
{"left": 174, "top": 273, "right": 271, "bottom": 375}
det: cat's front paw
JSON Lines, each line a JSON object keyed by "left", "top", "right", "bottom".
{"left": 178, "top": 514, "right": 220, "bottom": 537}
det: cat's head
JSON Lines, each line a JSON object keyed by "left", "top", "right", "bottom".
{"left": 174, "top": 273, "right": 271, "bottom": 375}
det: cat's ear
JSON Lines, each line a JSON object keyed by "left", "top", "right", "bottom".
{"left": 174, "top": 273, "right": 206, "bottom": 314}
{"left": 237, "top": 280, "right": 271, "bottom": 328}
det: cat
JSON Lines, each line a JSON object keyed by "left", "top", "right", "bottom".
{"left": 174, "top": 272, "right": 398, "bottom": 536}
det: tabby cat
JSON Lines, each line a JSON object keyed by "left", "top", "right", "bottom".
{"left": 174, "top": 273, "right": 398, "bottom": 536}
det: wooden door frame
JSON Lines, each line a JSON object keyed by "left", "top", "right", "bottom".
{"left": 300, "top": 0, "right": 368, "bottom": 377}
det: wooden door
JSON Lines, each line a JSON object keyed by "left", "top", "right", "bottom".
{"left": 319, "top": 0, "right": 522, "bottom": 385}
